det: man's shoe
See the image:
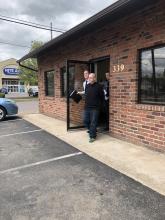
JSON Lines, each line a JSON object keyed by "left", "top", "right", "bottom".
{"left": 89, "top": 138, "right": 95, "bottom": 143}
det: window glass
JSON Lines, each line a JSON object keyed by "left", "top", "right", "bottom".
{"left": 139, "top": 45, "right": 165, "bottom": 105}
{"left": 45, "top": 70, "right": 54, "bottom": 97}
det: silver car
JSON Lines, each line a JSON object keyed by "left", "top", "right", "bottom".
{"left": 0, "top": 98, "right": 18, "bottom": 121}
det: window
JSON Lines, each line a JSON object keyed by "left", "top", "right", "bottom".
{"left": 139, "top": 45, "right": 165, "bottom": 105}
{"left": 60, "top": 65, "right": 75, "bottom": 97}
{"left": 45, "top": 70, "right": 54, "bottom": 97}
{"left": 60, "top": 67, "right": 67, "bottom": 97}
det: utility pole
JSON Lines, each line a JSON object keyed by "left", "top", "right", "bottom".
{"left": 50, "top": 22, "right": 53, "bottom": 40}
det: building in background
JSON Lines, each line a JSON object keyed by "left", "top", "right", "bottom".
{"left": 0, "top": 58, "right": 27, "bottom": 93}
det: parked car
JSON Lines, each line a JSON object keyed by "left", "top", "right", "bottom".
{"left": 28, "top": 88, "right": 38, "bottom": 97}
{"left": 0, "top": 98, "right": 18, "bottom": 121}
{"left": 0, "top": 88, "right": 8, "bottom": 94}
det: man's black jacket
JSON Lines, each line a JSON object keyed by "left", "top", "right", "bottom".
{"left": 85, "top": 82, "right": 104, "bottom": 109}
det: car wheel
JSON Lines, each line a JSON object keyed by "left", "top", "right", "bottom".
{"left": 0, "top": 106, "right": 6, "bottom": 121}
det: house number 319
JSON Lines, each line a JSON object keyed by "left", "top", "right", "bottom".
{"left": 112, "top": 64, "right": 125, "bottom": 73}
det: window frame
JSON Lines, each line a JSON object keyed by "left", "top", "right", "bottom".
{"left": 138, "top": 44, "right": 165, "bottom": 106}
{"left": 44, "top": 69, "right": 55, "bottom": 97}
{"left": 60, "top": 66, "right": 67, "bottom": 97}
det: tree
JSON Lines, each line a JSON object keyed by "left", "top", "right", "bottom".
{"left": 19, "top": 40, "right": 43, "bottom": 86}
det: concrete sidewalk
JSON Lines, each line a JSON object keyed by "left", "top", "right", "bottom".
{"left": 22, "top": 113, "right": 165, "bottom": 196}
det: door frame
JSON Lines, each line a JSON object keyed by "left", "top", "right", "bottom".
{"left": 66, "top": 56, "right": 110, "bottom": 131}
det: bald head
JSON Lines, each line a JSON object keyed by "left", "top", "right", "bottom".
{"left": 88, "top": 73, "right": 96, "bottom": 84}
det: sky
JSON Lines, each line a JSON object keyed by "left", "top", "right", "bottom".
{"left": 0, "top": 0, "right": 118, "bottom": 61}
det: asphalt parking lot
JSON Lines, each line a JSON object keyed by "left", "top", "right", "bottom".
{"left": 0, "top": 117, "right": 164, "bottom": 220}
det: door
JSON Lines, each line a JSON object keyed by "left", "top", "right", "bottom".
{"left": 66, "top": 59, "right": 90, "bottom": 130}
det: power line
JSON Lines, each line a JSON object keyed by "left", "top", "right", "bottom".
{"left": 0, "top": 17, "right": 64, "bottom": 33}
{"left": 0, "top": 41, "right": 30, "bottom": 48}
{"left": 0, "top": 14, "right": 67, "bottom": 32}
{"left": 0, "top": 17, "right": 65, "bottom": 33}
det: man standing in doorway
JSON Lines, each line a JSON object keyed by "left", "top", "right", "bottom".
{"left": 103, "top": 72, "right": 110, "bottom": 131}
{"left": 78, "top": 70, "right": 89, "bottom": 95}
{"left": 84, "top": 73, "right": 104, "bottom": 143}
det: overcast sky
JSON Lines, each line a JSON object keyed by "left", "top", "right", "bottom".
{"left": 0, "top": 0, "right": 118, "bottom": 61}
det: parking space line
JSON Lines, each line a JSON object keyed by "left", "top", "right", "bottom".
{"left": 0, "top": 129, "right": 42, "bottom": 138}
{"left": 0, "top": 118, "right": 23, "bottom": 124}
{"left": 0, "top": 152, "right": 83, "bottom": 175}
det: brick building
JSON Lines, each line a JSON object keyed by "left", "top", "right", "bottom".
{"left": 18, "top": 0, "right": 165, "bottom": 152}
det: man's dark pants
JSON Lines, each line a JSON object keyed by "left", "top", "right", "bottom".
{"left": 84, "top": 108, "right": 99, "bottom": 138}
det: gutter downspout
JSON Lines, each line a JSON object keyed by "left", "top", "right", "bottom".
{"left": 18, "top": 61, "right": 38, "bottom": 72}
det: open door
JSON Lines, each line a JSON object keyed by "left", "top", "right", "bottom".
{"left": 66, "top": 59, "right": 90, "bottom": 130}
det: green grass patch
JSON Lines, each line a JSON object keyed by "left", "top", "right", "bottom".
{"left": 0, "top": 93, "right": 5, "bottom": 98}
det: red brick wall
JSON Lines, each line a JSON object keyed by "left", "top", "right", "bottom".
{"left": 38, "top": 65, "right": 67, "bottom": 120}
{"left": 38, "top": 0, "right": 165, "bottom": 152}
